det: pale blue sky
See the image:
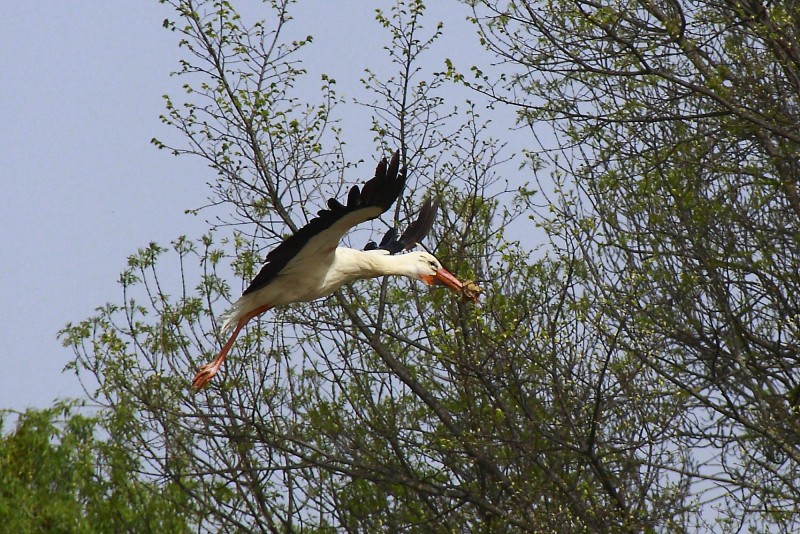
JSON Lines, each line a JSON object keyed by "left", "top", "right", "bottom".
{"left": 2, "top": 2, "right": 205, "bottom": 411}
{"left": 1, "top": 1, "right": 507, "bottom": 412}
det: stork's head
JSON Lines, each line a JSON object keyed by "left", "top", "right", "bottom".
{"left": 404, "top": 251, "right": 480, "bottom": 301}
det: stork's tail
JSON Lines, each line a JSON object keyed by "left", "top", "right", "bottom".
{"left": 219, "top": 309, "right": 238, "bottom": 336}
{"left": 219, "top": 294, "right": 256, "bottom": 335}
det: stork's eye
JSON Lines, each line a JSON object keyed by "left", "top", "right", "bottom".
{"left": 429, "top": 261, "right": 438, "bottom": 269}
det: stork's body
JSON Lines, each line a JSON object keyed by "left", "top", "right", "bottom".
{"left": 225, "top": 247, "right": 448, "bottom": 314}
{"left": 192, "top": 151, "right": 473, "bottom": 389}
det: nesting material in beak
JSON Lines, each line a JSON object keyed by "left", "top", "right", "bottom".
{"left": 421, "top": 267, "right": 481, "bottom": 302}
{"left": 460, "top": 280, "right": 483, "bottom": 301}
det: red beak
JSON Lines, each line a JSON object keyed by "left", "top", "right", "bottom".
{"left": 421, "top": 267, "right": 480, "bottom": 301}
{"left": 434, "top": 267, "right": 464, "bottom": 292}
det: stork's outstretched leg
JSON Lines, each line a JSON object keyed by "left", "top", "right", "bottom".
{"left": 192, "top": 305, "right": 271, "bottom": 389}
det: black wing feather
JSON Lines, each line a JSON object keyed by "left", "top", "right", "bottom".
{"left": 347, "top": 185, "right": 359, "bottom": 208}
{"left": 364, "top": 198, "right": 439, "bottom": 255}
{"left": 379, "top": 228, "right": 398, "bottom": 248}
{"left": 242, "top": 151, "right": 406, "bottom": 295}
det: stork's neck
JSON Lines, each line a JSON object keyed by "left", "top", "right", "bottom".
{"left": 335, "top": 247, "right": 416, "bottom": 280}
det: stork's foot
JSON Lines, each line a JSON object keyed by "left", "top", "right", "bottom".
{"left": 192, "top": 361, "right": 222, "bottom": 389}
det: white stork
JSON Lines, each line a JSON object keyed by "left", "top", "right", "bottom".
{"left": 192, "top": 150, "right": 477, "bottom": 389}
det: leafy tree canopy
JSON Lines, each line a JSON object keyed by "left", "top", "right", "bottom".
{"left": 33, "top": 0, "right": 800, "bottom": 532}
{"left": 0, "top": 401, "right": 191, "bottom": 533}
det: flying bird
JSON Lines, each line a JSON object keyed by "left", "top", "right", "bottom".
{"left": 192, "top": 150, "right": 477, "bottom": 389}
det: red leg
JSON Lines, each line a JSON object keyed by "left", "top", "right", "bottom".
{"left": 191, "top": 304, "right": 271, "bottom": 389}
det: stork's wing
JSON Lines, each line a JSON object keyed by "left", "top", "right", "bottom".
{"left": 364, "top": 198, "right": 439, "bottom": 255}
{"left": 242, "top": 151, "right": 406, "bottom": 295}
